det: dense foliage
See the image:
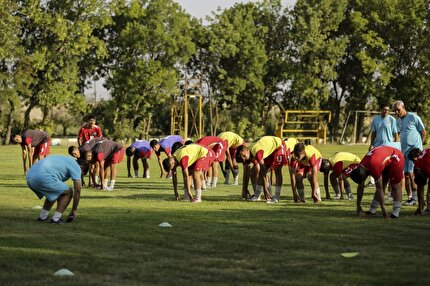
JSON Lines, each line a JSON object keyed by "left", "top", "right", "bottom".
{"left": 1, "top": 0, "right": 429, "bottom": 142}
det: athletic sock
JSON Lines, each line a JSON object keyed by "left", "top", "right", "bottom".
{"left": 274, "top": 186, "right": 282, "bottom": 199}
{"left": 233, "top": 176, "right": 239, "bottom": 185}
{"left": 134, "top": 170, "right": 139, "bottom": 177}
{"left": 392, "top": 201, "right": 402, "bottom": 217}
{"left": 412, "top": 190, "right": 417, "bottom": 201}
{"left": 196, "top": 189, "right": 202, "bottom": 200}
{"left": 211, "top": 177, "right": 218, "bottom": 188}
{"left": 369, "top": 199, "right": 380, "bottom": 214}
{"left": 206, "top": 177, "right": 212, "bottom": 186}
{"left": 145, "top": 170, "right": 150, "bottom": 178}
{"left": 39, "top": 209, "right": 50, "bottom": 220}
{"left": 254, "top": 185, "right": 263, "bottom": 198}
{"left": 109, "top": 180, "right": 116, "bottom": 189}
{"left": 315, "top": 187, "right": 321, "bottom": 201}
{"left": 298, "top": 188, "right": 305, "bottom": 202}
{"left": 103, "top": 179, "right": 108, "bottom": 189}
{"left": 52, "top": 211, "right": 62, "bottom": 222}
{"left": 95, "top": 176, "right": 100, "bottom": 184}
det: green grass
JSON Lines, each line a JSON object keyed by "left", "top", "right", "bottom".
{"left": 1, "top": 144, "right": 430, "bottom": 286}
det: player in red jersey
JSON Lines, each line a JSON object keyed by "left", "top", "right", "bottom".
{"left": 196, "top": 136, "right": 228, "bottom": 188}
{"left": 14, "top": 130, "right": 51, "bottom": 174}
{"left": 350, "top": 146, "right": 404, "bottom": 218}
{"left": 77, "top": 116, "right": 103, "bottom": 146}
{"left": 408, "top": 147, "right": 430, "bottom": 215}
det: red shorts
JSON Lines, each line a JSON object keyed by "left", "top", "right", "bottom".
{"left": 34, "top": 139, "right": 51, "bottom": 157}
{"left": 294, "top": 158, "right": 322, "bottom": 175}
{"left": 190, "top": 150, "right": 215, "bottom": 172}
{"left": 382, "top": 159, "right": 404, "bottom": 184}
{"left": 211, "top": 141, "right": 228, "bottom": 162}
{"left": 106, "top": 148, "right": 125, "bottom": 167}
{"left": 264, "top": 141, "right": 288, "bottom": 169}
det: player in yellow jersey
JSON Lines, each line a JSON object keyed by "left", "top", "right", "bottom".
{"left": 320, "top": 152, "right": 361, "bottom": 200}
{"left": 236, "top": 136, "right": 288, "bottom": 203}
{"left": 217, "top": 131, "right": 245, "bottom": 185}
{"left": 163, "top": 144, "right": 214, "bottom": 203}
{"left": 291, "top": 143, "right": 323, "bottom": 203}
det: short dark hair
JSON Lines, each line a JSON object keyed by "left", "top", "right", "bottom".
{"left": 68, "top": 146, "right": 78, "bottom": 156}
{"left": 414, "top": 168, "right": 428, "bottom": 186}
{"left": 149, "top": 139, "right": 159, "bottom": 148}
{"left": 350, "top": 166, "right": 368, "bottom": 184}
{"left": 125, "top": 146, "right": 135, "bottom": 157}
{"left": 408, "top": 147, "right": 422, "bottom": 161}
{"left": 235, "top": 145, "right": 247, "bottom": 163}
{"left": 171, "top": 142, "right": 183, "bottom": 153}
{"left": 380, "top": 103, "right": 390, "bottom": 110}
{"left": 184, "top": 140, "right": 193, "bottom": 145}
{"left": 162, "top": 158, "right": 171, "bottom": 172}
{"left": 320, "top": 159, "right": 331, "bottom": 173}
{"left": 293, "top": 143, "right": 305, "bottom": 158}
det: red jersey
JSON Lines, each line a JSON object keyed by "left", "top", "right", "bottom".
{"left": 78, "top": 125, "right": 102, "bottom": 143}
{"left": 413, "top": 147, "right": 430, "bottom": 178}
{"left": 196, "top": 136, "right": 228, "bottom": 162}
{"left": 360, "top": 146, "right": 404, "bottom": 183}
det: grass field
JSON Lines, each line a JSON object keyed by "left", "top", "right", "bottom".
{"left": 1, "top": 144, "right": 430, "bottom": 286}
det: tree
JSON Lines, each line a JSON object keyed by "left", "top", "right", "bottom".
{"left": 105, "top": 0, "right": 195, "bottom": 139}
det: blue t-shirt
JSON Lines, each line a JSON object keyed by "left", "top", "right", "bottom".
{"left": 26, "top": 155, "right": 81, "bottom": 201}
{"left": 159, "top": 135, "right": 183, "bottom": 155}
{"left": 396, "top": 112, "right": 425, "bottom": 154}
{"left": 131, "top": 140, "right": 151, "bottom": 152}
{"left": 371, "top": 115, "right": 398, "bottom": 147}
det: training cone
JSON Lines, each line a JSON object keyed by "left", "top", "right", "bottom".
{"left": 341, "top": 252, "right": 359, "bottom": 258}
{"left": 158, "top": 222, "right": 172, "bottom": 228}
{"left": 53, "top": 268, "right": 74, "bottom": 276}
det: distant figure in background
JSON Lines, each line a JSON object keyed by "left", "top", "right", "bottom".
{"left": 320, "top": 152, "right": 361, "bottom": 200}
{"left": 408, "top": 147, "right": 430, "bottom": 215}
{"left": 290, "top": 143, "right": 322, "bottom": 203}
{"left": 163, "top": 144, "right": 214, "bottom": 202}
{"left": 26, "top": 155, "right": 82, "bottom": 223}
{"left": 367, "top": 103, "right": 399, "bottom": 187}
{"left": 77, "top": 116, "right": 103, "bottom": 147}
{"left": 217, "top": 131, "right": 245, "bottom": 185}
{"left": 14, "top": 130, "right": 51, "bottom": 174}
{"left": 350, "top": 146, "right": 404, "bottom": 218}
{"left": 90, "top": 139, "right": 124, "bottom": 191}
{"left": 150, "top": 135, "right": 183, "bottom": 178}
{"left": 393, "top": 100, "right": 426, "bottom": 206}
{"left": 125, "top": 140, "right": 152, "bottom": 178}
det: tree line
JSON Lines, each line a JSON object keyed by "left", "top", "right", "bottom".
{"left": 1, "top": 0, "right": 429, "bottom": 143}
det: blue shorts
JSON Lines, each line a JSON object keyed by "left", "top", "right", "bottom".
{"left": 403, "top": 156, "right": 414, "bottom": 173}
{"left": 27, "top": 176, "right": 70, "bottom": 202}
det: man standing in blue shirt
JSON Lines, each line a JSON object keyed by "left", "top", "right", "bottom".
{"left": 26, "top": 155, "right": 82, "bottom": 223}
{"left": 367, "top": 104, "right": 399, "bottom": 188}
{"left": 393, "top": 100, "right": 426, "bottom": 205}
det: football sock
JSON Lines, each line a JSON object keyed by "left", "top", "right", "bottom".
{"left": 298, "top": 188, "right": 305, "bottom": 201}
{"left": 369, "top": 199, "right": 380, "bottom": 214}
{"left": 95, "top": 176, "right": 100, "bottom": 184}
{"left": 39, "top": 209, "right": 49, "bottom": 220}
{"left": 274, "top": 186, "right": 282, "bottom": 199}
{"left": 134, "top": 170, "right": 139, "bottom": 177}
{"left": 233, "top": 176, "right": 239, "bottom": 185}
{"left": 315, "top": 187, "right": 321, "bottom": 201}
{"left": 110, "top": 180, "right": 116, "bottom": 189}
{"left": 211, "top": 177, "right": 218, "bottom": 188}
{"left": 145, "top": 170, "right": 150, "bottom": 178}
{"left": 412, "top": 190, "right": 417, "bottom": 200}
{"left": 254, "top": 185, "right": 263, "bottom": 198}
{"left": 52, "top": 211, "right": 62, "bottom": 222}
{"left": 103, "top": 179, "right": 108, "bottom": 189}
{"left": 196, "top": 189, "right": 202, "bottom": 200}
{"left": 392, "top": 201, "right": 401, "bottom": 217}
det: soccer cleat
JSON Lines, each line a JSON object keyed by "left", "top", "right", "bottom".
{"left": 193, "top": 198, "right": 202, "bottom": 203}
{"left": 247, "top": 195, "right": 261, "bottom": 202}
{"left": 348, "top": 193, "right": 354, "bottom": 200}
{"left": 106, "top": 187, "right": 114, "bottom": 191}
{"left": 404, "top": 198, "right": 416, "bottom": 206}
{"left": 37, "top": 217, "right": 48, "bottom": 222}
{"left": 334, "top": 194, "right": 341, "bottom": 199}
{"left": 267, "top": 197, "right": 279, "bottom": 204}
{"left": 365, "top": 211, "right": 376, "bottom": 216}
{"left": 49, "top": 218, "right": 65, "bottom": 224}
{"left": 366, "top": 183, "right": 375, "bottom": 188}
{"left": 390, "top": 214, "right": 399, "bottom": 219}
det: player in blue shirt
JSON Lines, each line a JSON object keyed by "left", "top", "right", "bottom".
{"left": 393, "top": 100, "right": 426, "bottom": 205}
{"left": 26, "top": 155, "right": 82, "bottom": 223}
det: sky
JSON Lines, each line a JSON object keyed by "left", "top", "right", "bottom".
{"left": 86, "top": 0, "right": 297, "bottom": 100}
{"left": 175, "top": 0, "right": 296, "bottom": 21}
